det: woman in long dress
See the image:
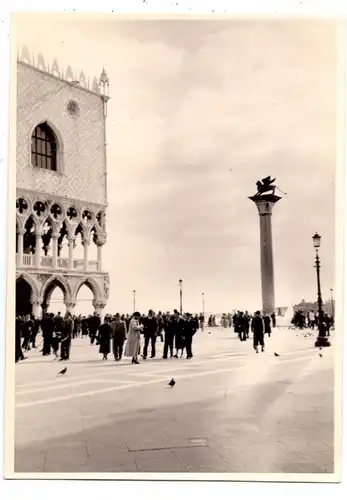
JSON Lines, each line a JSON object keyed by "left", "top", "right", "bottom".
{"left": 124, "top": 312, "right": 143, "bottom": 364}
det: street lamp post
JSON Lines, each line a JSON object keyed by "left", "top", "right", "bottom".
{"left": 330, "top": 288, "right": 335, "bottom": 321}
{"left": 133, "top": 289, "right": 136, "bottom": 313}
{"left": 312, "top": 233, "right": 331, "bottom": 348}
{"left": 179, "top": 279, "right": 183, "bottom": 314}
{"left": 202, "top": 293, "right": 205, "bottom": 317}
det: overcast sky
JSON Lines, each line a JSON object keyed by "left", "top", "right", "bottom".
{"left": 14, "top": 14, "right": 338, "bottom": 315}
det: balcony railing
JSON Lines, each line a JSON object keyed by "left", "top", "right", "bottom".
{"left": 16, "top": 254, "right": 99, "bottom": 271}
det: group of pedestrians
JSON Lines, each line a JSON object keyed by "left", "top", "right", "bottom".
{"left": 15, "top": 308, "right": 202, "bottom": 364}
{"left": 97, "top": 309, "right": 199, "bottom": 364}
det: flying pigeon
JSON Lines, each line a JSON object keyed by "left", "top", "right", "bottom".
{"left": 57, "top": 367, "right": 67, "bottom": 376}
{"left": 168, "top": 378, "right": 176, "bottom": 387}
{"left": 274, "top": 352, "right": 280, "bottom": 357}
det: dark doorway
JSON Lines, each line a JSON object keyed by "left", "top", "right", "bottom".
{"left": 16, "top": 277, "right": 33, "bottom": 317}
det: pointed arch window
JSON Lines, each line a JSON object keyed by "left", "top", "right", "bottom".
{"left": 31, "top": 123, "right": 57, "bottom": 171}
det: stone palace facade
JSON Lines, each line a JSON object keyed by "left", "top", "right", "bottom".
{"left": 16, "top": 46, "right": 110, "bottom": 320}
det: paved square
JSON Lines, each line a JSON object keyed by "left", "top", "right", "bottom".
{"left": 14, "top": 327, "right": 335, "bottom": 475}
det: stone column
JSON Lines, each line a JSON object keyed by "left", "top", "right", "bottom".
{"left": 41, "top": 302, "right": 49, "bottom": 317}
{"left": 249, "top": 194, "right": 281, "bottom": 315}
{"left": 93, "top": 300, "right": 106, "bottom": 323}
{"left": 68, "top": 238, "right": 74, "bottom": 270}
{"left": 83, "top": 238, "right": 90, "bottom": 270}
{"left": 17, "top": 228, "right": 25, "bottom": 267}
{"left": 31, "top": 300, "right": 42, "bottom": 319}
{"left": 34, "top": 230, "right": 42, "bottom": 268}
{"left": 52, "top": 232, "right": 59, "bottom": 269}
{"left": 97, "top": 243, "right": 103, "bottom": 271}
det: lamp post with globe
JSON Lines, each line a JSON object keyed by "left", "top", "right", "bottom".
{"left": 312, "top": 233, "right": 331, "bottom": 348}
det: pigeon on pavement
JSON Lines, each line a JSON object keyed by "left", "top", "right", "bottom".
{"left": 57, "top": 367, "right": 67, "bottom": 376}
{"left": 168, "top": 378, "right": 176, "bottom": 387}
{"left": 274, "top": 352, "right": 280, "bottom": 357}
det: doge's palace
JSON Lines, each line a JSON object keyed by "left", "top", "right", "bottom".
{"left": 16, "top": 46, "right": 110, "bottom": 320}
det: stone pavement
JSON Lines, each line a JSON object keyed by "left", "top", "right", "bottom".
{"left": 14, "top": 326, "right": 335, "bottom": 475}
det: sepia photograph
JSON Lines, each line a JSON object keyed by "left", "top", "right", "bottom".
{"left": 4, "top": 12, "right": 343, "bottom": 480}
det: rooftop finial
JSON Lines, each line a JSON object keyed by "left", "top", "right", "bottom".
{"left": 99, "top": 67, "right": 109, "bottom": 96}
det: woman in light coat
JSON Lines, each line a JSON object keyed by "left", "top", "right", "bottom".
{"left": 124, "top": 312, "right": 143, "bottom": 364}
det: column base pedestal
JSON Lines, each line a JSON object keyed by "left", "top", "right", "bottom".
{"left": 315, "top": 336, "right": 331, "bottom": 348}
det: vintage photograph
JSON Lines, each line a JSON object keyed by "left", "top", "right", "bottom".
{"left": 6, "top": 13, "right": 341, "bottom": 478}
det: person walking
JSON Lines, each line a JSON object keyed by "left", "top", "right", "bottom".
{"left": 199, "top": 314, "right": 205, "bottom": 332}
{"left": 88, "top": 312, "right": 101, "bottom": 345}
{"left": 142, "top": 309, "right": 158, "bottom": 359}
{"left": 15, "top": 316, "right": 26, "bottom": 363}
{"left": 21, "top": 315, "right": 32, "bottom": 351}
{"left": 270, "top": 312, "right": 276, "bottom": 328}
{"left": 156, "top": 311, "right": 164, "bottom": 342}
{"left": 264, "top": 314, "right": 272, "bottom": 337}
{"left": 184, "top": 313, "right": 197, "bottom": 359}
{"left": 111, "top": 313, "right": 127, "bottom": 361}
{"left": 41, "top": 312, "right": 54, "bottom": 356}
{"left": 251, "top": 311, "right": 265, "bottom": 353}
{"left": 60, "top": 312, "right": 74, "bottom": 361}
{"left": 124, "top": 312, "right": 143, "bottom": 364}
{"left": 163, "top": 313, "right": 175, "bottom": 359}
{"left": 99, "top": 317, "right": 112, "bottom": 360}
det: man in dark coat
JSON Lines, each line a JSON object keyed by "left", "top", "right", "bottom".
{"left": 54, "top": 311, "right": 64, "bottom": 336}
{"left": 15, "top": 316, "right": 26, "bottom": 362}
{"left": 264, "top": 314, "right": 272, "bottom": 337}
{"left": 232, "top": 313, "right": 239, "bottom": 334}
{"left": 81, "top": 316, "right": 89, "bottom": 337}
{"left": 142, "top": 310, "right": 158, "bottom": 359}
{"left": 163, "top": 313, "right": 175, "bottom": 359}
{"left": 60, "top": 312, "right": 74, "bottom": 361}
{"left": 244, "top": 311, "right": 251, "bottom": 339}
{"left": 110, "top": 313, "right": 127, "bottom": 361}
{"left": 21, "top": 315, "right": 32, "bottom": 351}
{"left": 99, "top": 317, "right": 112, "bottom": 360}
{"left": 184, "top": 313, "right": 197, "bottom": 359}
{"left": 251, "top": 311, "right": 265, "bottom": 353}
{"left": 271, "top": 312, "right": 276, "bottom": 328}
{"left": 156, "top": 312, "right": 164, "bottom": 342}
{"left": 30, "top": 315, "right": 40, "bottom": 348}
{"left": 238, "top": 311, "right": 246, "bottom": 341}
{"left": 88, "top": 313, "right": 101, "bottom": 345}
{"left": 41, "top": 312, "right": 55, "bottom": 356}
{"left": 172, "top": 310, "right": 186, "bottom": 358}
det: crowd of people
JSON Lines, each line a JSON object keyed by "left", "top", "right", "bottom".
{"left": 291, "top": 309, "right": 334, "bottom": 334}
{"left": 15, "top": 308, "right": 282, "bottom": 363}
{"left": 15, "top": 309, "right": 203, "bottom": 364}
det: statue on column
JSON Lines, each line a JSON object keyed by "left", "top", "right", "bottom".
{"left": 253, "top": 176, "right": 287, "bottom": 199}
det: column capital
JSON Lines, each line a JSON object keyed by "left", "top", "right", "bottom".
{"left": 64, "top": 301, "right": 76, "bottom": 308}
{"left": 93, "top": 300, "right": 106, "bottom": 309}
{"left": 30, "top": 299, "right": 41, "bottom": 306}
{"left": 17, "top": 228, "right": 26, "bottom": 236}
{"left": 249, "top": 195, "right": 281, "bottom": 216}
{"left": 52, "top": 232, "right": 60, "bottom": 239}
{"left": 35, "top": 229, "right": 43, "bottom": 237}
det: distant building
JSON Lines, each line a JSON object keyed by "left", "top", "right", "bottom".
{"left": 293, "top": 299, "right": 335, "bottom": 316}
